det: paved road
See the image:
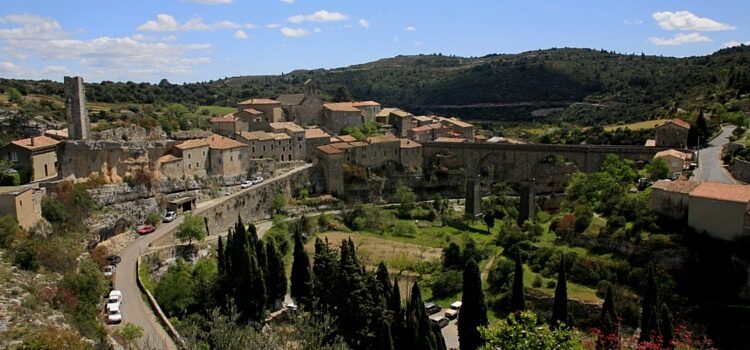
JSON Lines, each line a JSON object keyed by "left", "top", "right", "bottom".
{"left": 692, "top": 125, "right": 737, "bottom": 184}
{"left": 441, "top": 318, "right": 458, "bottom": 349}
{"left": 113, "top": 164, "right": 312, "bottom": 350}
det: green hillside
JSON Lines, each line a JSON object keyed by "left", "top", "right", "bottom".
{"left": 2, "top": 46, "right": 750, "bottom": 126}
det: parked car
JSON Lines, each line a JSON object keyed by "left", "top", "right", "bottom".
{"left": 103, "top": 265, "right": 115, "bottom": 278}
{"left": 137, "top": 224, "right": 156, "bottom": 235}
{"left": 445, "top": 309, "right": 459, "bottom": 320}
{"left": 424, "top": 302, "right": 441, "bottom": 315}
{"left": 162, "top": 211, "right": 177, "bottom": 223}
{"left": 107, "top": 304, "right": 122, "bottom": 324}
{"left": 429, "top": 313, "right": 449, "bottom": 328}
{"left": 252, "top": 176, "right": 264, "bottom": 184}
{"left": 107, "top": 290, "right": 122, "bottom": 311}
{"left": 241, "top": 180, "right": 253, "bottom": 189}
{"left": 450, "top": 301, "right": 462, "bottom": 310}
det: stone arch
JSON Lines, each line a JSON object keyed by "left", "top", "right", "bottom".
{"left": 530, "top": 154, "right": 581, "bottom": 194}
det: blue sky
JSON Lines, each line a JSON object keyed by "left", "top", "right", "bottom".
{"left": 0, "top": 0, "right": 748, "bottom": 83}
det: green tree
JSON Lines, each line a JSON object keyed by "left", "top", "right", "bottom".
{"left": 597, "top": 284, "right": 620, "bottom": 350}
{"left": 479, "top": 311, "right": 584, "bottom": 350}
{"left": 483, "top": 210, "right": 495, "bottom": 234}
{"left": 511, "top": 254, "right": 526, "bottom": 312}
{"left": 118, "top": 323, "right": 143, "bottom": 350}
{"left": 550, "top": 253, "right": 568, "bottom": 329}
{"left": 432, "top": 193, "right": 446, "bottom": 215}
{"left": 154, "top": 260, "right": 195, "bottom": 317}
{"left": 265, "top": 239, "right": 287, "bottom": 310}
{"left": 332, "top": 86, "right": 351, "bottom": 102}
{"left": 397, "top": 185, "right": 417, "bottom": 218}
{"left": 442, "top": 242, "right": 462, "bottom": 270}
{"left": 601, "top": 154, "right": 637, "bottom": 184}
{"left": 389, "top": 278, "right": 404, "bottom": 346}
{"left": 639, "top": 265, "right": 659, "bottom": 343}
{"left": 458, "top": 259, "right": 488, "bottom": 350}
{"left": 660, "top": 303, "right": 674, "bottom": 349}
{"left": 8, "top": 87, "right": 23, "bottom": 104}
{"left": 405, "top": 282, "right": 438, "bottom": 350}
{"left": 272, "top": 192, "right": 286, "bottom": 214}
{"left": 290, "top": 230, "right": 312, "bottom": 308}
{"left": 645, "top": 157, "right": 671, "bottom": 181}
{"left": 176, "top": 213, "right": 206, "bottom": 247}
{"left": 146, "top": 211, "right": 161, "bottom": 226}
{"left": 376, "top": 262, "right": 393, "bottom": 302}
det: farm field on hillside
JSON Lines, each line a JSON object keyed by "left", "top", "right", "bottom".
{"left": 604, "top": 118, "right": 669, "bottom": 131}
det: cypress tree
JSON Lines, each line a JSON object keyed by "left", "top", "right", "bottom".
{"left": 458, "top": 259, "right": 488, "bottom": 350}
{"left": 376, "top": 262, "right": 393, "bottom": 302}
{"left": 551, "top": 253, "right": 568, "bottom": 328}
{"left": 433, "top": 323, "right": 447, "bottom": 350}
{"left": 660, "top": 303, "right": 674, "bottom": 349}
{"left": 442, "top": 242, "right": 461, "bottom": 270}
{"left": 405, "top": 282, "right": 437, "bottom": 350}
{"left": 511, "top": 254, "right": 526, "bottom": 312}
{"left": 389, "top": 278, "right": 404, "bottom": 347}
{"left": 312, "top": 238, "right": 339, "bottom": 309}
{"left": 376, "top": 318, "right": 396, "bottom": 350}
{"left": 217, "top": 236, "right": 225, "bottom": 276}
{"left": 265, "top": 239, "right": 287, "bottom": 310}
{"left": 290, "top": 230, "right": 312, "bottom": 309}
{"left": 229, "top": 216, "right": 267, "bottom": 323}
{"left": 597, "top": 284, "right": 620, "bottom": 350}
{"left": 639, "top": 265, "right": 659, "bottom": 343}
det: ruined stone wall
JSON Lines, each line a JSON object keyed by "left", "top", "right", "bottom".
{"left": 64, "top": 76, "right": 89, "bottom": 140}
{"left": 91, "top": 125, "right": 167, "bottom": 141}
{"left": 58, "top": 139, "right": 175, "bottom": 183}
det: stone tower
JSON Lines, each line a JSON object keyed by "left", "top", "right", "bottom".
{"left": 64, "top": 76, "right": 90, "bottom": 140}
{"left": 518, "top": 180, "right": 536, "bottom": 224}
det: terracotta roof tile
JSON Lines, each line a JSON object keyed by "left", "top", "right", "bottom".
{"left": 333, "top": 135, "right": 357, "bottom": 143}
{"left": 651, "top": 179, "right": 700, "bottom": 194}
{"left": 238, "top": 98, "right": 280, "bottom": 105}
{"left": 238, "top": 131, "right": 275, "bottom": 141}
{"left": 159, "top": 154, "right": 182, "bottom": 163}
{"left": 690, "top": 181, "right": 750, "bottom": 203}
{"left": 400, "top": 139, "right": 422, "bottom": 149}
{"left": 206, "top": 135, "right": 247, "bottom": 150}
{"left": 440, "top": 117, "right": 473, "bottom": 128}
{"left": 367, "top": 134, "right": 399, "bottom": 144}
{"left": 352, "top": 101, "right": 381, "bottom": 107}
{"left": 175, "top": 139, "right": 209, "bottom": 150}
{"left": 655, "top": 149, "right": 691, "bottom": 160}
{"left": 411, "top": 123, "right": 444, "bottom": 132}
{"left": 434, "top": 137, "right": 467, "bottom": 143}
{"left": 660, "top": 119, "right": 691, "bottom": 130}
{"left": 210, "top": 114, "right": 238, "bottom": 123}
{"left": 330, "top": 142, "right": 353, "bottom": 150}
{"left": 317, "top": 145, "right": 343, "bottom": 155}
{"left": 269, "top": 122, "right": 305, "bottom": 133}
{"left": 324, "top": 102, "right": 360, "bottom": 112}
{"left": 305, "top": 128, "right": 330, "bottom": 139}
{"left": 10, "top": 136, "right": 59, "bottom": 150}
{"left": 242, "top": 108, "right": 263, "bottom": 115}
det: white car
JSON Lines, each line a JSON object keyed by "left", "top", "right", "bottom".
{"left": 103, "top": 265, "right": 115, "bottom": 278}
{"left": 107, "top": 304, "right": 122, "bottom": 324}
{"left": 240, "top": 180, "right": 253, "bottom": 189}
{"left": 162, "top": 211, "right": 177, "bottom": 223}
{"left": 107, "top": 290, "right": 122, "bottom": 311}
{"left": 252, "top": 176, "right": 264, "bottom": 184}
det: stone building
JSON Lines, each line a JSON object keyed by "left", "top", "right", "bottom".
{"left": 269, "top": 122, "right": 306, "bottom": 161}
{"left": 655, "top": 119, "right": 690, "bottom": 148}
{"left": 237, "top": 99, "right": 284, "bottom": 131}
{"left": 408, "top": 123, "right": 449, "bottom": 142}
{"left": 304, "top": 128, "right": 331, "bottom": 161}
{"left": 377, "top": 108, "right": 414, "bottom": 137}
{"left": 323, "top": 103, "right": 364, "bottom": 134}
{"left": 400, "top": 139, "right": 423, "bottom": 171}
{"left": 0, "top": 136, "right": 59, "bottom": 181}
{"left": 654, "top": 149, "right": 691, "bottom": 176}
{"left": 439, "top": 117, "right": 475, "bottom": 141}
{"left": 277, "top": 80, "right": 324, "bottom": 126}
{"left": 207, "top": 135, "right": 247, "bottom": 178}
{"left": 688, "top": 181, "right": 750, "bottom": 240}
{"left": 352, "top": 101, "right": 381, "bottom": 123}
{"left": 0, "top": 185, "right": 44, "bottom": 229}
{"left": 173, "top": 139, "right": 209, "bottom": 177}
{"left": 316, "top": 145, "right": 345, "bottom": 196}
{"left": 158, "top": 154, "right": 184, "bottom": 179}
{"left": 237, "top": 131, "right": 296, "bottom": 161}
{"left": 210, "top": 114, "right": 245, "bottom": 137}
{"left": 649, "top": 179, "right": 700, "bottom": 220}
{"left": 64, "top": 76, "right": 90, "bottom": 140}
{"left": 355, "top": 135, "right": 400, "bottom": 168}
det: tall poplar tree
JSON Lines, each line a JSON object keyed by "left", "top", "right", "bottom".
{"left": 458, "top": 259, "right": 488, "bottom": 350}
{"left": 551, "top": 253, "right": 568, "bottom": 328}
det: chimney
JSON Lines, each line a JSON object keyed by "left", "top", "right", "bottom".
{"left": 30, "top": 136, "right": 35, "bottom": 147}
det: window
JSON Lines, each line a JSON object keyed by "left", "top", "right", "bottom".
{"left": 10, "top": 151, "right": 17, "bottom": 162}
{"left": 197, "top": 162, "right": 200, "bottom": 168}
{"left": 230, "top": 156, "right": 233, "bottom": 161}
{"left": 281, "top": 155, "right": 285, "bottom": 161}
{"left": 263, "top": 145, "right": 266, "bottom": 151}
{"left": 188, "top": 153, "right": 191, "bottom": 159}
{"left": 298, "top": 136, "right": 302, "bottom": 142}
{"left": 202, "top": 151, "right": 206, "bottom": 156}
{"left": 188, "top": 164, "right": 191, "bottom": 169}
{"left": 299, "top": 144, "right": 302, "bottom": 149}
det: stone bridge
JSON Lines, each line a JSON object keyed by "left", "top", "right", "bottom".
{"left": 421, "top": 142, "right": 675, "bottom": 215}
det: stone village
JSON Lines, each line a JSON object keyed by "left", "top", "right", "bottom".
{"left": 1, "top": 76, "right": 750, "bottom": 242}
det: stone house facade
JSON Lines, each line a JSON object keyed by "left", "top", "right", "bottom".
{"left": 304, "top": 128, "right": 331, "bottom": 161}
{"left": 237, "top": 99, "right": 284, "bottom": 131}
{"left": 439, "top": 117, "right": 475, "bottom": 141}
{"left": 352, "top": 101, "right": 381, "bottom": 123}
{"left": 323, "top": 103, "right": 364, "bottom": 134}
{"left": 400, "top": 139, "right": 423, "bottom": 171}
{"left": 269, "top": 122, "right": 306, "bottom": 161}
{"left": 688, "top": 182, "right": 750, "bottom": 240}
{"left": 207, "top": 135, "right": 247, "bottom": 178}
{"left": 237, "top": 131, "right": 297, "bottom": 161}
{"left": 277, "top": 80, "right": 324, "bottom": 126}
{"left": 0, "top": 136, "right": 59, "bottom": 181}
{"left": 174, "top": 139, "right": 209, "bottom": 178}
{"left": 649, "top": 179, "right": 700, "bottom": 220}
{"left": 0, "top": 185, "right": 44, "bottom": 229}
{"left": 210, "top": 114, "right": 245, "bottom": 137}
{"left": 655, "top": 119, "right": 690, "bottom": 148}
{"left": 408, "top": 123, "right": 449, "bottom": 142}
{"left": 654, "top": 149, "right": 691, "bottom": 176}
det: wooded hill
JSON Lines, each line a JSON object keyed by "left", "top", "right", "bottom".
{"left": 2, "top": 46, "right": 750, "bottom": 126}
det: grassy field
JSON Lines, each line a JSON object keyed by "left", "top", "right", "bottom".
{"left": 604, "top": 118, "right": 669, "bottom": 131}
{"left": 199, "top": 105, "right": 234, "bottom": 116}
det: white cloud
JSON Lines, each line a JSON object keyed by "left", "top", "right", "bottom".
{"left": 266, "top": 23, "right": 281, "bottom": 29}
{"left": 313, "top": 27, "right": 322, "bottom": 33}
{"left": 43, "top": 65, "right": 69, "bottom": 74}
{"left": 0, "top": 13, "right": 212, "bottom": 80}
{"left": 652, "top": 11, "right": 735, "bottom": 31}
{"left": 623, "top": 19, "right": 643, "bottom": 25}
{"left": 288, "top": 10, "right": 348, "bottom": 23}
{"left": 358, "top": 19, "right": 370, "bottom": 28}
{"left": 280, "top": 0, "right": 294, "bottom": 3}
{"left": 404, "top": 26, "right": 416, "bottom": 32}
{"left": 724, "top": 40, "right": 750, "bottom": 48}
{"left": 280, "top": 27, "right": 309, "bottom": 37}
{"left": 180, "top": 0, "right": 233, "bottom": 4}
{"left": 414, "top": 41, "right": 423, "bottom": 46}
{"left": 0, "top": 61, "right": 23, "bottom": 73}
{"left": 234, "top": 30, "right": 248, "bottom": 39}
{"left": 137, "top": 14, "right": 251, "bottom": 32}
{"left": 648, "top": 32, "right": 712, "bottom": 45}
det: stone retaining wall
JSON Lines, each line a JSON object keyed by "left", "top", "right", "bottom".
{"left": 730, "top": 158, "right": 750, "bottom": 184}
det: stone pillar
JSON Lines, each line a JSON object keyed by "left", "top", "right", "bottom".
{"left": 465, "top": 175, "right": 481, "bottom": 217}
{"left": 518, "top": 180, "right": 535, "bottom": 224}
{"left": 64, "top": 76, "right": 90, "bottom": 140}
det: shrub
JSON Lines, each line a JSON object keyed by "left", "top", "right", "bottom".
{"left": 546, "top": 280, "right": 556, "bottom": 289}
{"left": 14, "top": 247, "right": 39, "bottom": 271}
{"left": 429, "top": 269, "right": 463, "bottom": 299}
{"left": 487, "top": 257, "right": 514, "bottom": 294}
{"left": 146, "top": 212, "right": 161, "bottom": 226}
{"left": 532, "top": 275, "right": 543, "bottom": 288}
{"left": 0, "top": 215, "right": 25, "bottom": 248}
{"left": 392, "top": 221, "right": 417, "bottom": 237}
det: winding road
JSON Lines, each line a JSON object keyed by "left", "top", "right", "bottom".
{"left": 691, "top": 125, "right": 737, "bottom": 184}
{"left": 113, "top": 164, "right": 312, "bottom": 350}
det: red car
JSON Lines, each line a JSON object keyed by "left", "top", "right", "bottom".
{"left": 137, "top": 225, "right": 156, "bottom": 235}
